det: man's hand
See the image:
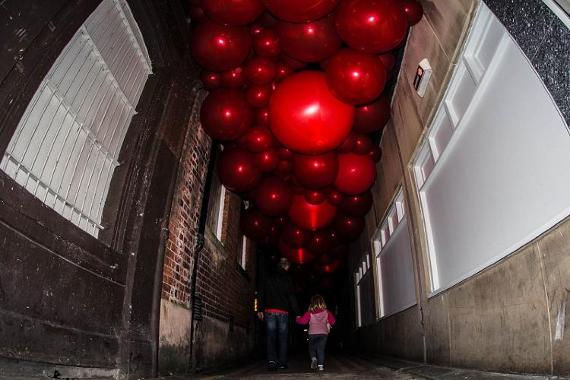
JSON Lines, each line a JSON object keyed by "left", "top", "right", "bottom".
{"left": 257, "top": 311, "right": 264, "bottom": 321}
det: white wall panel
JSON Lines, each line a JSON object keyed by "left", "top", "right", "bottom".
{"left": 417, "top": 4, "right": 570, "bottom": 293}
{"left": 378, "top": 219, "right": 417, "bottom": 317}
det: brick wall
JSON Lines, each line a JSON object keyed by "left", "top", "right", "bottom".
{"left": 162, "top": 88, "right": 210, "bottom": 307}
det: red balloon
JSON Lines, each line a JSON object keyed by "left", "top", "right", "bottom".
{"left": 378, "top": 52, "right": 395, "bottom": 71}
{"left": 200, "top": 71, "right": 221, "bottom": 90}
{"left": 315, "top": 257, "right": 342, "bottom": 273}
{"left": 305, "top": 190, "right": 327, "bottom": 205}
{"left": 253, "top": 29, "right": 281, "bottom": 57}
{"left": 242, "top": 126, "right": 274, "bottom": 152}
{"left": 246, "top": 84, "right": 273, "bottom": 108}
{"left": 368, "top": 145, "right": 382, "bottom": 162}
{"left": 402, "top": 0, "right": 424, "bottom": 26}
{"left": 334, "top": 214, "right": 365, "bottom": 241}
{"left": 250, "top": 23, "right": 264, "bottom": 36}
{"left": 218, "top": 147, "right": 261, "bottom": 192}
{"left": 255, "top": 149, "right": 279, "bottom": 172}
{"left": 255, "top": 108, "right": 270, "bottom": 126}
{"left": 275, "top": 62, "right": 293, "bottom": 81}
{"left": 281, "top": 223, "right": 310, "bottom": 248}
{"left": 263, "top": 0, "right": 340, "bottom": 22}
{"left": 335, "top": 153, "right": 376, "bottom": 194}
{"left": 221, "top": 66, "right": 246, "bottom": 88}
{"left": 353, "top": 133, "right": 373, "bottom": 154}
{"left": 339, "top": 191, "right": 373, "bottom": 216}
{"left": 327, "top": 189, "right": 344, "bottom": 205}
{"left": 278, "top": 147, "right": 294, "bottom": 160}
{"left": 191, "top": 21, "right": 252, "bottom": 71}
{"left": 353, "top": 95, "right": 391, "bottom": 134}
{"left": 200, "top": 89, "right": 254, "bottom": 140}
{"left": 241, "top": 208, "right": 271, "bottom": 241}
{"left": 293, "top": 152, "right": 338, "bottom": 189}
{"left": 277, "top": 16, "right": 342, "bottom": 63}
{"left": 201, "top": 0, "right": 264, "bottom": 25}
{"left": 245, "top": 56, "right": 277, "bottom": 84}
{"left": 337, "top": 133, "right": 356, "bottom": 153}
{"left": 325, "top": 48, "right": 387, "bottom": 105}
{"left": 254, "top": 177, "right": 292, "bottom": 216}
{"left": 270, "top": 71, "right": 354, "bottom": 154}
{"left": 308, "top": 229, "right": 336, "bottom": 253}
{"left": 335, "top": 0, "right": 408, "bottom": 53}
{"left": 278, "top": 239, "right": 316, "bottom": 265}
{"left": 275, "top": 159, "right": 293, "bottom": 178}
{"left": 288, "top": 194, "right": 337, "bottom": 230}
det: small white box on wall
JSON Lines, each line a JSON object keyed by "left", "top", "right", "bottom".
{"left": 413, "top": 58, "right": 432, "bottom": 97}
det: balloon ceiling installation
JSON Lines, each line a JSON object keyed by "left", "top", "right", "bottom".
{"left": 192, "top": 0, "right": 423, "bottom": 270}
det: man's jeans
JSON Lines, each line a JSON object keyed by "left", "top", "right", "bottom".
{"left": 265, "top": 312, "right": 289, "bottom": 365}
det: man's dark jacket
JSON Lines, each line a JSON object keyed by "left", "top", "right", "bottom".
{"left": 259, "top": 268, "right": 299, "bottom": 315}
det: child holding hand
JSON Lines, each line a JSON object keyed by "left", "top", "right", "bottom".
{"left": 296, "top": 294, "right": 336, "bottom": 371}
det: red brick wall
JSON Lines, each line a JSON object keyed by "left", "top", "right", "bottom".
{"left": 162, "top": 90, "right": 211, "bottom": 306}
{"left": 162, "top": 89, "right": 256, "bottom": 328}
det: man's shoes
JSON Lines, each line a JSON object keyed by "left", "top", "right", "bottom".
{"left": 267, "top": 361, "right": 278, "bottom": 371}
{"left": 311, "top": 357, "right": 318, "bottom": 370}
{"left": 277, "top": 362, "right": 288, "bottom": 370}
{"left": 318, "top": 365, "right": 324, "bottom": 371}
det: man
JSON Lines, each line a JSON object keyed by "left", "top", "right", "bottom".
{"left": 257, "top": 257, "right": 299, "bottom": 371}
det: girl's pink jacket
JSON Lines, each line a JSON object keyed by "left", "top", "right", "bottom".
{"left": 296, "top": 308, "right": 336, "bottom": 335}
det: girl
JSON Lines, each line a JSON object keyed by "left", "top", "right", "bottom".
{"left": 295, "top": 294, "right": 336, "bottom": 371}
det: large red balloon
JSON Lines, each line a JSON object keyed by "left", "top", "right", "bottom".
{"left": 253, "top": 177, "right": 292, "bottom": 216}
{"left": 325, "top": 48, "right": 387, "bottom": 105}
{"left": 245, "top": 56, "right": 277, "bottom": 84}
{"left": 253, "top": 29, "right": 281, "bottom": 57}
{"left": 288, "top": 194, "right": 337, "bottom": 230}
{"left": 353, "top": 95, "right": 391, "bottom": 134}
{"left": 241, "top": 126, "right": 274, "bottom": 152}
{"left": 270, "top": 71, "right": 354, "bottom": 154}
{"left": 200, "top": 71, "right": 221, "bottom": 90}
{"left": 191, "top": 21, "right": 252, "bottom": 71}
{"left": 201, "top": 0, "right": 264, "bottom": 25}
{"left": 278, "top": 239, "right": 316, "bottom": 265}
{"left": 221, "top": 66, "right": 246, "bottom": 88}
{"left": 335, "top": 0, "right": 408, "bottom": 53}
{"left": 200, "top": 89, "right": 254, "bottom": 140}
{"left": 281, "top": 223, "right": 310, "bottom": 248}
{"left": 241, "top": 208, "right": 271, "bottom": 242}
{"left": 293, "top": 152, "right": 338, "bottom": 189}
{"left": 263, "top": 0, "right": 340, "bottom": 22}
{"left": 334, "top": 214, "right": 365, "bottom": 242}
{"left": 402, "top": 0, "right": 424, "bottom": 26}
{"left": 335, "top": 153, "right": 376, "bottom": 194}
{"left": 339, "top": 191, "right": 373, "bottom": 216}
{"left": 246, "top": 84, "right": 273, "bottom": 108}
{"left": 218, "top": 147, "right": 261, "bottom": 192}
{"left": 255, "top": 149, "right": 279, "bottom": 172}
{"left": 277, "top": 16, "right": 342, "bottom": 63}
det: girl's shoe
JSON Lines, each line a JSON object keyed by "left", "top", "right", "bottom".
{"left": 318, "top": 365, "right": 324, "bottom": 371}
{"left": 311, "top": 357, "right": 317, "bottom": 370}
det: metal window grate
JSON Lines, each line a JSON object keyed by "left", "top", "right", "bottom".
{"left": 1, "top": 0, "right": 151, "bottom": 237}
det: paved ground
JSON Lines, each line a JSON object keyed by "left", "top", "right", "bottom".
{"left": 152, "top": 354, "right": 563, "bottom": 380}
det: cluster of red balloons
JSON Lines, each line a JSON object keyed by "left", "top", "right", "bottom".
{"left": 191, "top": 0, "right": 423, "bottom": 272}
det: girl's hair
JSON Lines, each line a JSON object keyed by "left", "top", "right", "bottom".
{"left": 309, "top": 294, "right": 327, "bottom": 312}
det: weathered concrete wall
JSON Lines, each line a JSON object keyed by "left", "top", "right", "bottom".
{"left": 355, "top": 0, "right": 570, "bottom": 376}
